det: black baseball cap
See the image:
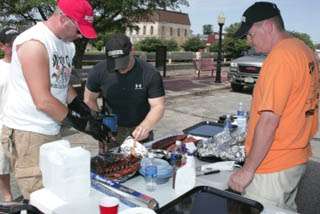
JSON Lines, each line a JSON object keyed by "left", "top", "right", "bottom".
{"left": 0, "top": 27, "right": 19, "bottom": 44}
{"left": 235, "top": 2, "right": 281, "bottom": 38}
{"left": 105, "top": 34, "right": 132, "bottom": 71}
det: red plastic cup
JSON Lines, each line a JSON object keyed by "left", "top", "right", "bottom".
{"left": 99, "top": 196, "right": 119, "bottom": 214}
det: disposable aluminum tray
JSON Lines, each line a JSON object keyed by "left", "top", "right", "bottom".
{"left": 157, "top": 186, "right": 263, "bottom": 214}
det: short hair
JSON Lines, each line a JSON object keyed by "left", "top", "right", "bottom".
{"left": 270, "top": 15, "right": 285, "bottom": 31}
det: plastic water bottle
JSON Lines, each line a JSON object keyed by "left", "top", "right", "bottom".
{"left": 145, "top": 154, "right": 157, "bottom": 191}
{"left": 236, "top": 102, "right": 247, "bottom": 131}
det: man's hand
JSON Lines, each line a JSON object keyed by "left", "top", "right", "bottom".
{"left": 132, "top": 125, "right": 150, "bottom": 141}
{"left": 85, "top": 117, "right": 110, "bottom": 143}
{"left": 62, "top": 110, "right": 109, "bottom": 143}
{"left": 228, "top": 168, "right": 255, "bottom": 193}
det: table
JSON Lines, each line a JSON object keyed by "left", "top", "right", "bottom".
{"left": 30, "top": 160, "right": 297, "bottom": 214}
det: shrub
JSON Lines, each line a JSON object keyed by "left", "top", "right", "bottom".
{"left": 162, "top": 39, "right": 178, "bottom": 51}
{"left": 181, "top": 37, "right": 206, "bottom": 52}
{"left": 135, "top": 37, "right": 163, "bottom": 52}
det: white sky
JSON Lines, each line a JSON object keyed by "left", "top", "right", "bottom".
{"left": 180, "top": 0, "right": 320, "bottom": 43}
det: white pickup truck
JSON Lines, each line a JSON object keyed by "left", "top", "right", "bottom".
{"left": 228, "top": 52, "right": 266, "bottom": 92}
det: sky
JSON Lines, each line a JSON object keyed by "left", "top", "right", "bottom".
{"left": 180, "top": 0, "right": 320, "bottom": 44}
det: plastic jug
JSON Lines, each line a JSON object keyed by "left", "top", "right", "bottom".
{"left": 39, "top": 140, "right": 70, "bottom": 189}
{"left": 174, "top": 155, "right": 196, "bottom": 195}
{"left": 39, "top": 140, "right": 91, "bottom": 201}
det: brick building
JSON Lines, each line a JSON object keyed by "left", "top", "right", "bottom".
{"left": 126, "top": 9, "right": 191, "bottom": 45}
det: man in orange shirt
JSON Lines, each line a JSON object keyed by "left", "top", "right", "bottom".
{"left": 228, "top": 2, "right": 319, "bottom": 211}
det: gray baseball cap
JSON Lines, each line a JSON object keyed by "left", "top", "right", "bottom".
{"left": 105, "top": 34, "right": 132, "bottom": 71}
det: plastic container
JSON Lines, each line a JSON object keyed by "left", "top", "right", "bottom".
{"left": 39, "top": 140, "right": 91, "bottom": 201}
{"left": 140, "top": 157, "right": 173, "bottom": 185}
{"left": 143, "top": 155, "right": 158, "bottom": 191}
{"left": 174, "top": 155, "right": 196, "bottom": 195}
{"left": 39, "top": 140, "right": 70, "bottom": 188}
{"left": 236, "top": 102, "right": 247, "bottom": 131}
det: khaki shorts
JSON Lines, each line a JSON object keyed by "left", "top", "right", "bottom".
{"left": 244, "top": 164, "right": 306, "bottom": 211}
{"left": 0, "top": 143, "right": 10, "bottom": 175}
{"left": 1, "top": 126, "right": 61, "bottom": 199}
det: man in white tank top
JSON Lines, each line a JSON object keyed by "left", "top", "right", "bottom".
{"left": 1, "top": 0, "right": 109, "bottom": 199}
{"left": 0, "top": 27, "right": 19, "bottom": 202}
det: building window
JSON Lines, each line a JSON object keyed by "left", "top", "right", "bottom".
{"left": 143, "top": 26, "right": 146, "bottom": 35}
{"left": 150, "top": 26, "right": 154, "bottom": 35}
{"left": 177, "top": 28, "right": 180, "bottom": 37}
{"left": 136, "top": 28, "right": 140, "bottom": 35}
{"left": 170, "top": 27, "right": 173, "bottom": 36}
{"left": 162, "top": 26, "right": 165, "bottom": 36}
{"left": 184, "top": 29, "right": 187, "bottom": 37}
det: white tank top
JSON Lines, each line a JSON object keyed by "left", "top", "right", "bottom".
{"left": 3, "top": 22, "right": 75, "bottom": 135}
{"left": 0, "top": 59, "right": 10, "bottom": 134}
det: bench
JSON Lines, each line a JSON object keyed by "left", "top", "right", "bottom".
{"left": 192, "top": 58, "right": 216, "bottom": 78}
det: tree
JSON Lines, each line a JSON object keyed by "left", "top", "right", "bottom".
{"left": 181, "top": 37, "right": 205, "bottom": 52}
{"left": 135, "top": 37, "right": 178, "bottom": 52}
{"left": 203, "top": 24, "right": 213, "bottom": 35}
{"left": 212, "top": 23, "right": 249, "bottom": 59}
{"left": 135, "top": 37, "right": 163, "bottom": 52}
{"left": 161, "top": 39, "right": 179, "bottom": 51}
{"left": 0, "top": 0, "right": 189, "bottom": 68}
{"left": 288, "top": 31, "right": 315, "bottom": 50}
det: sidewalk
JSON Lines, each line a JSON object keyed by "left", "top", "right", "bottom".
{"left": 162, "top": 67, "right": 230, "bottom": 98}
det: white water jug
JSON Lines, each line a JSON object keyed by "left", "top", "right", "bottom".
{"left": 39, "top": 140, "right": 91, "bottom": 201}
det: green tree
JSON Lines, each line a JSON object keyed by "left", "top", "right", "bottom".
{"left": 220, "top": 23, "right": 249, "bottom": 59}
{"left": 203, "top": 24, "right": 213, "bottom": 35}
{"left": 135, "top": 37, "right": 178, "bottom": 52}
{"left": 135, "top": 37, "right": 163, "bottom": 52}
{"left": 0, "top": 0, "right": 189, "bottom": 68}
{"left": 181, "top": 37, "right": 205, "bottom": 52}
{"left": 288, "top": 31, "right": 315, "bottom": 50}
{"left": 161, "top": 39, "right": 178, "bottom": 51}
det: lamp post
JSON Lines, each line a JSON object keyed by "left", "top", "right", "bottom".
{"left": 215, "top": 13, "right": 225, "bottom": 83}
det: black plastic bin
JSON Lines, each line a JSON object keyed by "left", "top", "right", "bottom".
{"left": 156, "top": 186, "right": 263, "bottom": 214}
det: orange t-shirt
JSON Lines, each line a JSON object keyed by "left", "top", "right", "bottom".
{"left": 245, "top": 38, "right": 319, "bottom": 173}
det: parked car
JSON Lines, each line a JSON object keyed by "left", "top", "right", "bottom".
{"left": 228, "top": 50, "right": 266, "bottom": 92}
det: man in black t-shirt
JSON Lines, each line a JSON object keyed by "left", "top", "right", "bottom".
{"left": 84, "top": 34, "right": 165, "bottom": 144}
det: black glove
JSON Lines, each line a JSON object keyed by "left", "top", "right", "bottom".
{"left": 62, "top": 110, "right": 87, "bottom": 132}
{"left": 62, "top": 109, "right": 110, "bottom": 143}
{"left": 85, "top": 117, "right": 110, "bottom": 143}
{"left": 68, "top": 96, "right": 91, "bottom": 119}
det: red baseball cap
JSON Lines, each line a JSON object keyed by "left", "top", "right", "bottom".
{"left": 57, "top": 0, "right": 97, "bottom": 39}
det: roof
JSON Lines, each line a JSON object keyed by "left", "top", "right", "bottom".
{"left": 141, "top": 9, "right": 191, "bottom": 25}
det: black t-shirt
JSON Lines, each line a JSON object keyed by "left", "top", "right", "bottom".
{"left": 86, "top": 57, "right": 165, "bottom": 127}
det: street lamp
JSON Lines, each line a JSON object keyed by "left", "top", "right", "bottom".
{"left": 215, "top": 13, "right": 225, "bottom": 83}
